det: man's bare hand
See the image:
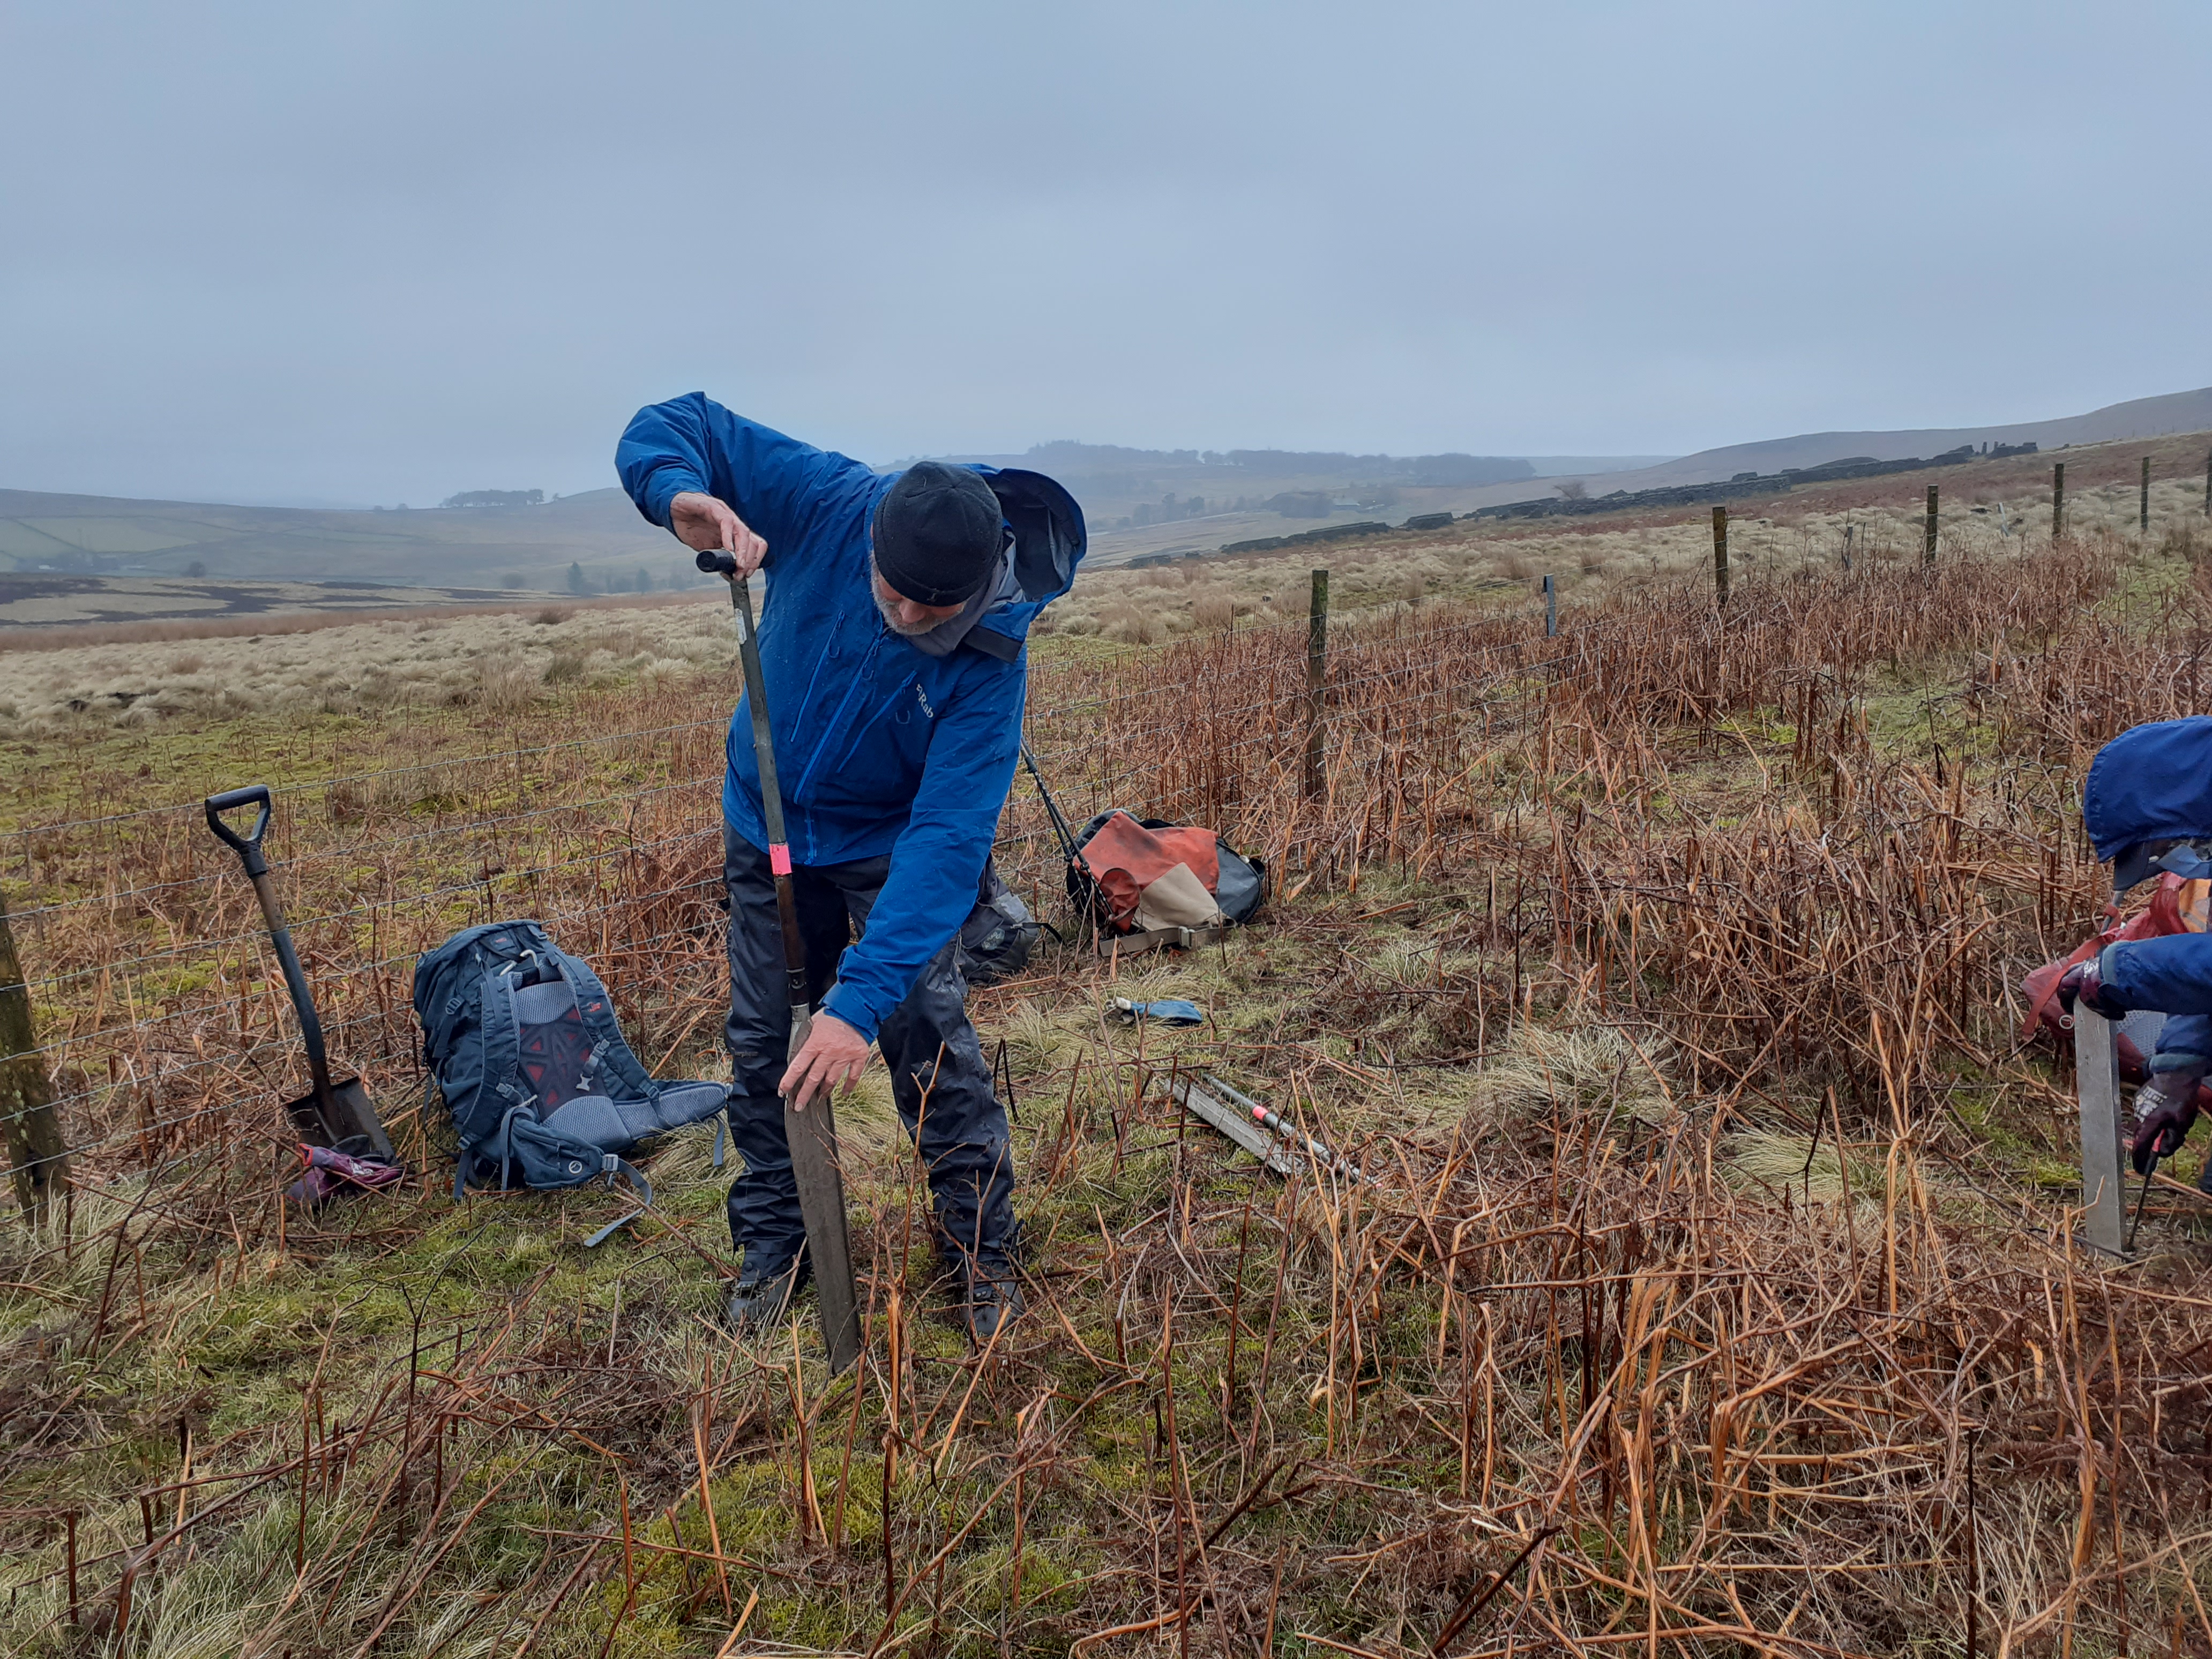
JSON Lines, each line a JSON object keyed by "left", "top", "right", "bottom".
{"left": 670, "top": 490, "right": 767, "bottom": 578}
{"left": 781, "top": 1012, "right": 871, "bottom": 1111}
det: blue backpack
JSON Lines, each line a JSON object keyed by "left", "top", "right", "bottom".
{"left": 413, "top": 921, "right": 729, "bottom": 1238}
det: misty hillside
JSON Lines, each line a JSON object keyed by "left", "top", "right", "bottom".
{"left": 1542, "top": 385, "right": 2212, "bottom": 497}
{"left": 0, "top": 449, "right": 1672, "bottom": 588}
{"left": 6, "top": 384, "right": 2208, "bottom": 594}
{"left": 0, "top": 487, "right": 684, "bottom": 592}
{"left": 929, "top": 442, "right": 1668, "bottom": 536}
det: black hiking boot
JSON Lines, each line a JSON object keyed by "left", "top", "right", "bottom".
{"left": 723, "top": 1258, "right": 808, "bottom": 1334}
{"left": 961, "top": 1259, "right": 1023, "bottom": 1346}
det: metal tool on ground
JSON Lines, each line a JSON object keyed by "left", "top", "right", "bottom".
{"left": 1202, "top": 1073, "right": 1370, "bottom": 1185}
{"left": 1161, "top": 1071, "right": 1370, "bottom": 1185}
{"left": 698, "top": 548, "right": 861, "bottom": 1374}
{"left": 205, "top": 786, "right": 394, "bottom": 1161}
{"left": 1164, "top": 1074, "right": 1294, "bottom": 1177}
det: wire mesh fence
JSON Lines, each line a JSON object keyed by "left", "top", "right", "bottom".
{"left": 0, "top": 585, "right": 1593, "bottom": 1190}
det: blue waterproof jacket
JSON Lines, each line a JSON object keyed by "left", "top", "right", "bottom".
{"left": 2082, "top": 719, "right": 2212, "bottom": 1077}
{"left": 617, "top": 393, "right": 1084, "bottom": 1042}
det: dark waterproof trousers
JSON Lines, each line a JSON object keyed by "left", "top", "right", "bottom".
{"left": 722, "top": 825, "right": 1017, "bottom": 1280}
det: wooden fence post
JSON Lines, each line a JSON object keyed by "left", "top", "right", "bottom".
{"left": 1542, "top": 573, "right": 1557, "bottom": 638}
{"left": 0, "top": 895, "right": 68, "bottom": 1224}
{"left": 1302, "top": 569, "right": 1327, "bottom": 801}
{"left": 2204, "top": 447, "right": 2210, "bottom": 517}
{"left": 1924, "top": 484, "right": 1938, "bottom": 565}
{"left": 2052, "top": 461, "right": 2066, "bottom": 541}
{"left": 1711, "top": 506, "right": 1729, "bottom": 608}
{"left": 2142, "top": 454, "right": 2151, "bottom": 534}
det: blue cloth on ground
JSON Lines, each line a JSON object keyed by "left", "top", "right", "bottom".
{"left": 1108, "top": 998, "right": 1207, "bottom": 1028}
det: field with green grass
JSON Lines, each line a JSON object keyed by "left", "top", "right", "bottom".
{"left": 8, "top": 465, "right": 2212, "bottom": 1657}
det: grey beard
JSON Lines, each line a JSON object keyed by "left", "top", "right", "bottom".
{"left": 873, "top": 588, "right": 937, "bottom": 636}
{"left": 870, "top": 551, "right": 1011, "bottom": 656}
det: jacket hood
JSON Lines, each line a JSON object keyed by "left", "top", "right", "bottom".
{"left": 965, "top": 466, "right": 1086, "bottom": 662}
{"left": 2084, "top": 716, "right": 2212, "bottom": 867}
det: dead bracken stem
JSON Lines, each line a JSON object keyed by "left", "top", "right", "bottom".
{"left": 10, "top": 522, "right": 2212, "bottom": 1650}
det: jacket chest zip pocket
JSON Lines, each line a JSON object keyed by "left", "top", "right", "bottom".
{"left": 821, "top": 672, "right": 926, "bottom": 781}
{"left": 793, "top": 632, "right": 884, "bottom": 803}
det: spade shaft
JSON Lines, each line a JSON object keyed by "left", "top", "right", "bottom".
{"left": 205, "top": 786, "right": 392, "bottom": 1160}
{"left": 701, "top": 550, "right": 862, "bottom": 1374}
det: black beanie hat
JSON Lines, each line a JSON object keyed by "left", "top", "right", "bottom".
{"left": 871, "top": 462, "right": 1005, "bottom": 606}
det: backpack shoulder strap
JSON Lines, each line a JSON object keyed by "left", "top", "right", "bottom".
{"left": 551, "top": 951, "right": 659, "bottom": 1102}
{"left": 479, "top": 959, "right": 524, "bottom": 1089}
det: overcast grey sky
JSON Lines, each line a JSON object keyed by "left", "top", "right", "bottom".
{"left": 3, "top": 1, "right": 2207, "bottom": 506}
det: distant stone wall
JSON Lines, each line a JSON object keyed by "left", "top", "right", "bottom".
{"left": 1218, "top": 521, "right": 1395, "bottom": 556}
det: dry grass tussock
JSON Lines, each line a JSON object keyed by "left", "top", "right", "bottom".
{"left": 1049, "top": 472, "right": 2211, "bottom": 645}
{"left": 11, "top": 521, "right": 2212, "bottom": 1650}
{"left": 0, "top": 587, "right": 711, "bottom": 654}
{"left": 12, "top": 469, "right": 2202, "bottom": 731}
{"left": 0, "top": 596, "right": 740, "bottom": 734}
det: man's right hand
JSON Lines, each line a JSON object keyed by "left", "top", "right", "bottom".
{"left": 670, "top": 490, "right": 767, "bottom": 578}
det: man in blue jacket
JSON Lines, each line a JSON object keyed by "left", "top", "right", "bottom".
{"left": 2058, "top": 716, "right": 2212, "bottom": 1185}
{"left": 617, "top": 393, "right": 1084, "bottom": 1339}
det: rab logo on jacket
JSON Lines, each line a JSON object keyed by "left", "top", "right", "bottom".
{"left": 914, "top": 684, "right": 936, "bottom": 720}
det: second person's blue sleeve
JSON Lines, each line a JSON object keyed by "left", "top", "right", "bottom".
{"left": 2090, "top": 935, "right": 2212, "bottom": 1075}
{"left": 2154, "top": 1014, "right": 2212, "bottom": 1074}
{"left": 2099, "top": 932, "right": 2212, "bottom": 1018}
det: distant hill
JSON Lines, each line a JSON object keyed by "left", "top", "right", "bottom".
{"left": 1532, "top": 386, "right": 2212, "bottom": 500}
{"left": 0, "top": 454, "right": 1680, "bottom": 585}
{"left": 10, "top": 383, "right": 2208, "bottom": 592}
{"left": 927, "top": 443, "right": 1675, "bottom": 564}
{"left": 932, "top": 441, "right": 1670, "bottom": 510}
{"left": 0, "top": 487, "right": 686, "bottom": 592}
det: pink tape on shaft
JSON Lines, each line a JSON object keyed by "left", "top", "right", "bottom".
{"left": 769, "top": 843, "right": 793, "bottom": 876}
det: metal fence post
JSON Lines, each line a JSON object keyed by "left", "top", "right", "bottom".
{"left": 2142, "top": 454, "right": 2151, "bottom": 534}
{"left": 1711, "top": 506, "right": 1730, "bottom": 609}
{"left": 2075, "top": 1007, "right": 2127, "bottom": 1256}
{"left": 1, "top": 895, "right": 68, "bottom": 1224}
{"left": 2052, "top": 461, "right": 2066, "bottom": 541}
{"left": 1543, "top": 573, "right": 1557, "bottom": 637}
{"left": 1303, "top": 569, "right": 1328, "bottom": 801}
{"left": 1924, "top": 484, "right": 1938, "bottom": 565}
